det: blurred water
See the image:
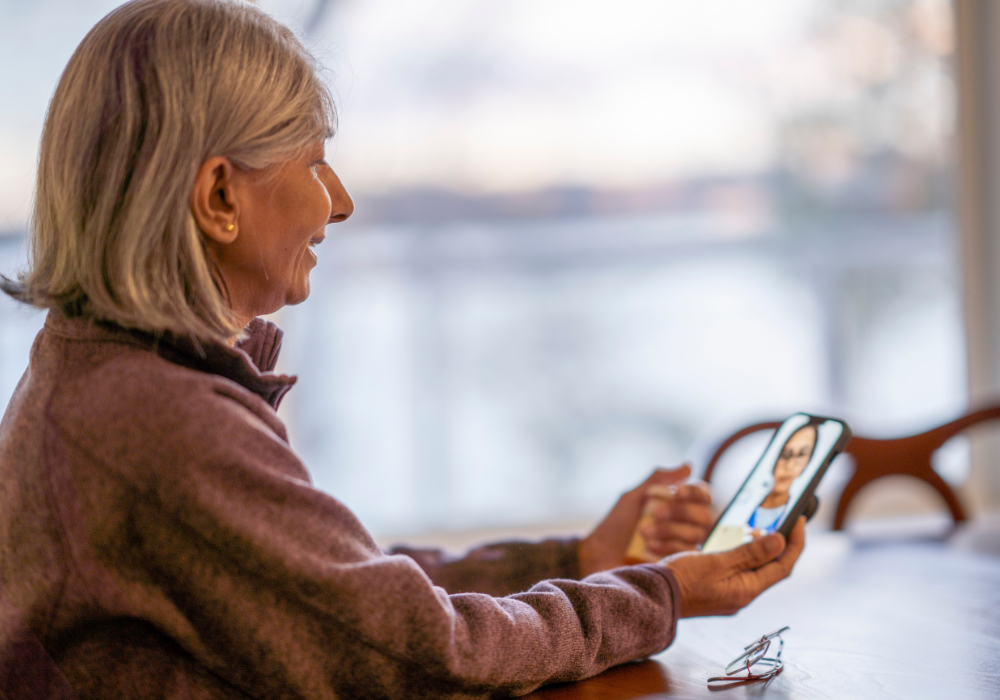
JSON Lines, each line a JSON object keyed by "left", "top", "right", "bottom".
{"left": 273, "top": 210, "right": 966, "bottom": 536}
{"left": 0, "top": 219, "right": 965, "bottom": 539}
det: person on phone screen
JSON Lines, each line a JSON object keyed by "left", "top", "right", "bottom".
{"left": 747, "top": 424, "right": 817, "bottom": 535}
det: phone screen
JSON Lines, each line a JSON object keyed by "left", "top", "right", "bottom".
{"left": 702, "top": 413, "right": 848, "bottom": 553}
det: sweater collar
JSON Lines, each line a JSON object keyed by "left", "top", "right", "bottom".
{"left": 43, "top": 311, "right": 297, "bottom": 410}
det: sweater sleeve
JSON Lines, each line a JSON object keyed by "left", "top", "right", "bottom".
{"left": 56, "top": 381, "right": 682, "bottom": 699}
{"left": 387, "top": 538, "right": 581, "bottom": 596}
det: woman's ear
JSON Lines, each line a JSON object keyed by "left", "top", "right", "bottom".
{"left": 191, "top": 156, "right": 240, "bottom": 244}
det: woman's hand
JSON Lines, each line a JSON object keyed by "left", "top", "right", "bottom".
{"left": 638, "top": 479, "right": 713, "bottom": 557}
{"left": 579, "top": 465, "right": 712, "bottom": 577}
{"left": 664, "top": 517, "right": 806, "bottom": 618}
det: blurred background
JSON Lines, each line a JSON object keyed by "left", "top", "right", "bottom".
{"left": 0, "top": 0, "right": 976, "bottom": 543}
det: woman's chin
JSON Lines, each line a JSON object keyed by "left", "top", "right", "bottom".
{"left": 284, "top": 279, "right": 312, "bottom": 307}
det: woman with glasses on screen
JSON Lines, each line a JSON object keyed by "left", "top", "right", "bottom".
{"left": 747, "top": 425, "right": 817, "bottom": 536}
{"left": 0, "top": 1, "right": 804, "bottom": 697}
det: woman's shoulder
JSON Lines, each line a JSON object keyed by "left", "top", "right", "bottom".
{"left": 34, "top": 313, "right": 296, "bottom": 471}
{"left": 43, "top": 318, "right": 249, "bottom": 403}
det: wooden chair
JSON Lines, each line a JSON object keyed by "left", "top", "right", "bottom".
{"left": 701, "top": 406, "right": 1000, "bottom": 529}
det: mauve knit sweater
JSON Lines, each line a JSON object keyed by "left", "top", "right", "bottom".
{"left": 0, "top": 311, "right": 681, "bottom": 699}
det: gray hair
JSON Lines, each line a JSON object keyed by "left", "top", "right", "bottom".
{"left": 1, "top": 0, "right": 335, "bottom": 341}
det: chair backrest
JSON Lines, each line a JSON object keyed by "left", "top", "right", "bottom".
{"left": 702, "top": 406, "right": 1000, "bottom": 530}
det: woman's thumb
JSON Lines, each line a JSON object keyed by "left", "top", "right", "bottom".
{"left": 724, "top": 533, "right": 785, "bottom": 571}
{"left": 646, "top": 463, "right": 692, "bottom": 488}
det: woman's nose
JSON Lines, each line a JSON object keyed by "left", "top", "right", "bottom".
{"left": 323, "top": 168, "right": 354, "bottom": 223}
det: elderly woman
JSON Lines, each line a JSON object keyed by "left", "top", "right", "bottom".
{"left": 0, "top": 1, "right": 804, "bottom": 698}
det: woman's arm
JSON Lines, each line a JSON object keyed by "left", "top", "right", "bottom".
{"left": 48, "top": 355, "right": 796, "bottom": 699}
{"left": 118, "top": 449, "right": 680, "bottom": 698}
{"left": 387, "top": 538, "right": 580, "bottom": 596}
{"left": 52, "top": 373, "right": 680, "bottom": 699}
{"left": 386, "top": 538, "right": 580, "bottom": 596}
{"left": 388, "top": 465, "right": 714, "bottom": 596}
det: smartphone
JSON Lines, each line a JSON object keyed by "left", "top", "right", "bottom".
{"left": 701, "top": 413, "right": 852, "bottom": 553}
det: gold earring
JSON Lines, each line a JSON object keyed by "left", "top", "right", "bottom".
{"left": 225, "top": 223, "right": 235, "bottom": 232}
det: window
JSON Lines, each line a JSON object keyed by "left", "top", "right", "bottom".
{"left": 0, "top": 0, "right": 962, "bottom": 538}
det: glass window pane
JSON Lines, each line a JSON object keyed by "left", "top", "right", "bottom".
{"left": 0, "top": 0, "right": 962, "bottom": 537}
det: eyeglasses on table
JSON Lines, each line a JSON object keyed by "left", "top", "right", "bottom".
{"left": 707, "top": 625, "right": 788, "bottom": 683}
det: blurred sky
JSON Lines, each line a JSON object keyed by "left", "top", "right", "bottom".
{"left": 311, "top": 0, "right": 809, "bottom": 193}
{"left": 0, "top": 0, "right": 954, "bottom": 228}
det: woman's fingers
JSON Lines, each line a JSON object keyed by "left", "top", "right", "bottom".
{"left": 721, "top": 531, "right": 786, "bottom": 572}
{"left": 663, "top": 517, "right": 807, "bottom": 618}
{"left": 618, "top": 465, "right": 693, "bottom": 518}
{"left": 655, "top": 500, "right": 715, "bottom": 527}
{"left": 579, "top": 464, "right": 696, "bottom": 576}
{"left": 641, "top": 485, "right": 715, "bottom": 556}
{"left": 643, "top": 464, "right": 692, "bottom": 491}
{"left": 620, "top": 465, "right": 693, "bottom": 523}
{"left": 742, "top": 517, "right": 806, "bottom": 587}
{"left": 641, "top": 484, "right": 715, "bottom": 554}
{"left": 642, "top": 521, "right": 708, "bottom": 555}
{"left": 724, "top": 518, "right": 806, "bottom": 606}
{"left": 671, "top": 482, "right": 712, "bottom": 505}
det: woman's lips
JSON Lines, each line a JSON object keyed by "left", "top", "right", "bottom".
{"left": 306, "top": 233, "right": 324, "bottom": 263}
